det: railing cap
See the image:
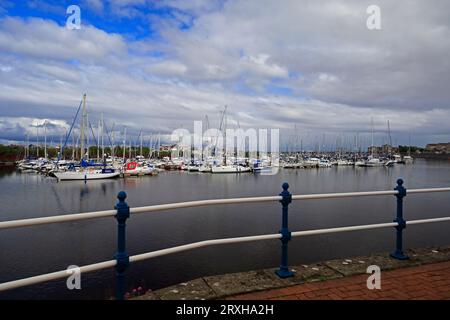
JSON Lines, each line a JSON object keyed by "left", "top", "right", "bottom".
{"left": 117, "top": 191, "right": 127, "bottom": 202}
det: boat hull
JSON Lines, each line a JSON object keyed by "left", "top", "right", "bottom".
{"left": 211, "top": 166, "right": 251, "bottom": 173}
{"left": 54, "top": 171, "right": 120, "bottom": 181}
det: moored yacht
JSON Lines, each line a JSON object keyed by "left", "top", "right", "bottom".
{"left": 403, "top": 155, "right": 413, "bottom": 164}
{"left": 187, "top": 162, "right": 200, "bottom": 172}
{"left": 52, "top": 94, "right": 121, "bottom": 181}
{"left": 211, "top": 165, "right": 251, "bottom": 173}
{"left": 354, "top": 159, "right": 366, "bottom": 167}
{"left": 198, "top": 164, "right": 212, "bottom": 173}
{"left": 366, "top": 156, "right": 385, "bottom": 167}
{"left": 318, "top": 159, "right": 332, "bottom": 167}
{"left": 54, "top": 168, "right": 120, "bottom": 181}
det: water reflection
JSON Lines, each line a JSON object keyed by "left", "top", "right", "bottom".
{"left": 0, "top": 166, "right": 15, "bottom": 178}
{"left": 74, "top": 179, "right": 117, "bottom": 199}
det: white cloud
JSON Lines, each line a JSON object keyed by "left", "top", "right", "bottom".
{"left": 0, "top": 1, "right": 450, "bottom": 146}
{"left": 0, "top": 117, "right": 69, "bottom": 138}
{"left": 145, "top": 60, "right": 188, "bottom": 76}
{"left": 0, "top": 17, "right": 127, "bottom": 63}
{"left": 240, "top": 54, "right": 289, "bottom": 79}
{"left": 318, "top": 73, "right": 338, "bottom": 83}
{"left": 153, "top": 0, "right": 450, "bottom": 110}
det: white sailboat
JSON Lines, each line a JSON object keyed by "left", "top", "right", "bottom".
{"left": 211, "top": 164, "right": 251, "bottom": 173}
{"left": 187, "top": 163, "right": 200, "bottom": 172}
{"left": 403, "top": 155, "right": 413, "bottom": 164}
{"left": 366, "top": 157, "right": 385, "bottom": 167}
{"left": 54, "top": 94, "right": 120, "bottom": 181}
{"left": 54, "top": 169, "right": 119, "bottom": 181}
{"left": 404, "top": 134, "right": 414, "bottom": 164}
{"left": 211, "top": 106, "right": 251, "bottom": 174}
{"left": 393, "top": 154, "right": 403, "bottom": 163}
{"left": 304, "top": 157, "right": 320, "bottom": 167}
{"left": 366, "top": 118, "right": 385, "bottom": 167}
{"left": 354, "top": 159, "right": 366, "bottom": 167}
{"left": 319, "top": 159, "right": 333, "bottom": 167}
{"left": 198, "top": 165, "right": 212, "bottom": 172}
{"left": 212, "top": 165, "right": 238, "bottom": 173}
{"left": 337, "top": 159, "right": 350, "bottom": 166}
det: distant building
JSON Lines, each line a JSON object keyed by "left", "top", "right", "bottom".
{"left": 159, "top": 144, "right": 178, "bottom": 151}
{"left": 425, "top": 142, "right": 450, "bottom": 154}
{"left": 367, "top": 144, "right": 398, "bottom": 154}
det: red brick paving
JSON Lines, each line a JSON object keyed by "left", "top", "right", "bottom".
{"left": 227, "top": 261, "right": 450, "bottom": 300}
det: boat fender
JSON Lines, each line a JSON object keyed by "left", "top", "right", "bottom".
{"left": 126, "top": 162, "right": 138, "bottom": 171}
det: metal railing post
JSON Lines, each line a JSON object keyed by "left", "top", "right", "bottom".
{"left": 114, "top": 191, "right": 130, "bottom": 300}
{"left": 390, "top": 178, "right": 409, "bottom": 260}
{"left": 276, "top": 182, "right": 294, "bottom": 278}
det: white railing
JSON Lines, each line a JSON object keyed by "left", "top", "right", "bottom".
{"left": 2, "top": 188, "right": 450, "bottom": 230}
{"left": 0, "top": 182, "right": 449, "bottom": 299}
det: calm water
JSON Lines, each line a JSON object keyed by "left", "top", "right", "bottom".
{"left": 0, "top": 159, "right": 449, "bottom": 299}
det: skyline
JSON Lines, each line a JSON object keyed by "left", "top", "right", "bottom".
{"left": 0, "top": 0, "right": 449, "bottom": 147}
{"left": 10, "top": 115, "right": 425, "bottom": 153}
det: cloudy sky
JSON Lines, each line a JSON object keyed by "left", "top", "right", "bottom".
{"left": 0, "top": 0, "right": 449, "bottom": 149}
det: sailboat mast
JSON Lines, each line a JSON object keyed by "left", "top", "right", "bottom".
{"left": 72, "top": 132, "right": 75, "bottom": 161}
{"left": 129, "top": 141, "right": 131, "bottom": 160}
{"left": 75, "top": 134, "right": 79, "bottom": 159}
{"left": 158, "top": 133, "right": 161, "bottom": 158}
{"left": 25, "top": 133, "right": 29, "bottom": 159}
{"left": 44, "top": 121, "right": 47, "bottom": 159}
{"left": 150, "top": 135, "right": 154, "bottom": 159}
{"left": 387, "top": 120, "right": 392, "bottom": 147}
{"left": 223, "top": 106, "right": 227, "bottom": 165}
{"left": 140, "top": 131, "right": 143, "bottom": 156}
{"left": 408, "top": 133, "right": 411, "bottom": 156}
{"left": 97, "top": 120, "right": 100, "bottom": 160}
{"left": 101, "top": 112, "right": 104, "bottom": 160}
{"left": 111, "top": 124, "right": 115, "bottom": 165}
{"left": 371, "top": 117, "right": 374, "bottom": 157}
{"left": 86, "top": 112, "right": 90, "bottom": 160}
{"left": 317, "top": 134, "right": 321, "bottom": 156}
{"left": 123, "top": 127, "right": 127, "bottom": 163}
{"left": 36, "top": 125, "right": 39, "bottom": 158}
{"left": 236, "top": 119, "right": 240, "bottom": 160}
{"left": 80, "top": 93, "right": 87, "bottom": 160}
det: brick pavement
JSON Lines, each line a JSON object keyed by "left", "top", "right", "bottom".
{"left": 227, "top": 261, "right": 450, "bottom": 300}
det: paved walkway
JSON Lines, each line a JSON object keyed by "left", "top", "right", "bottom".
{"left": 227, "top": 261, "right": 450, "bottom": 300}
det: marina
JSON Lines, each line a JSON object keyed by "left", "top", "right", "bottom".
{"left": 1, "top": 158, "right": 449, "bottom": 299}
{"left": 2, "top": 95, "right": 446, "bottom": 301}
{"left": 13, "top": 95, "right": 419, "bottom": 182}
{"left": 1, "top": 0, "right": 449, "bottom": 306}
{"left": 14, "top": 149, "right": 415, "bottom": 179}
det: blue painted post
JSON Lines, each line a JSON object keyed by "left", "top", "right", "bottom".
{"left": 115, "top": 191, "right": 130, "bottom": 300}
{"left": 390, "top": 178, "right": 409, "bottom": 260}
{"left": 276, "top": 182, "right": 294, "bottom": 278}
